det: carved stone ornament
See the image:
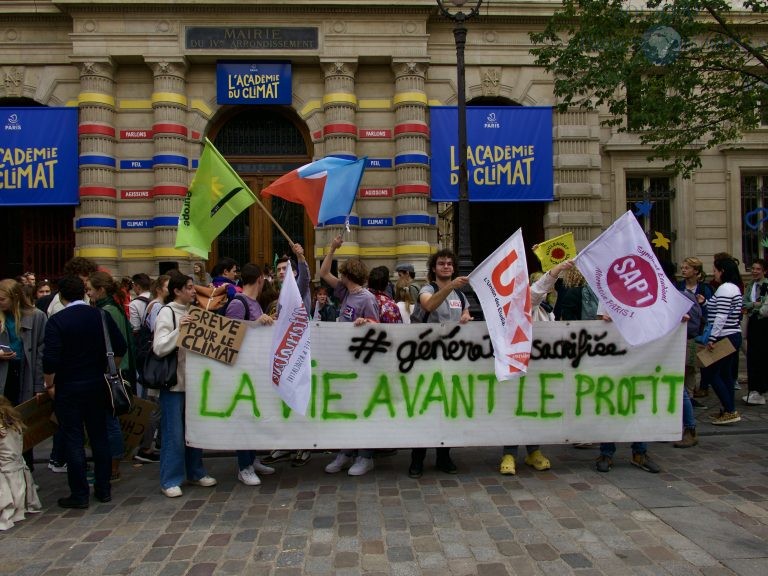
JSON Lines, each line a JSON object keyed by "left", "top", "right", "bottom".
{"left": 323, "top": 61, "right": 356, "bottom": 78}
{"left": 4, "top": 67, "right": 23, "bottom": 97}
{"left": 394, "top": 61, "right": 427, "bottom": 78}
{"left": 481, "top": 67, "right": 501, "bottom": 97}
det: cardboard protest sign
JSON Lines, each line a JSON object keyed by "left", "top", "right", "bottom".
{"left": 120, "top": 397, "right": 155, "bottom": 453}
{"left": 696, "top": 338, "right": 736, "bottom": 367}
{"left": 178, "top": 305, "right": 247, "bottom": 364}
{"left": 18, "top": 395, "right": 153, "bottom": 453}
{"left": 18, "top": 395, "right": 57, "bottom": 452}
{"left": 185, "top": 320, "right": 686, "bottom": 450}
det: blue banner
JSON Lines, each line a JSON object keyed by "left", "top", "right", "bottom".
{"left": 430, "top": 107, "right": 553, "bottom": 202}
{"left": 0, "top": 107, "right": 78, "bottom": 206}
{"left": 217, "top": 62, "right": 292, "bottom": 105}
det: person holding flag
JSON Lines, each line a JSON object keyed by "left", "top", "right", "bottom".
{"left": 222, "top": 263, "right": 276, "bottom": 486}
{"left": 409, "top": 249, "right": 472, "bottom": 479}
{"left": 319, "top": 234, "right": 380, "bottom": 476}
{"left": 498, "top": 258, "right": 574, "bottom": 476}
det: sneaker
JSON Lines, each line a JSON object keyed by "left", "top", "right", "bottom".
{"left": 524, "top": 449, "right": 551, "bottom": 471}
{"left": 324, "top": 453, "right": 352, "bottom": 474}
{"left": 708, "top": 409, "right": 724, "bottom": 420}
{"left": 133, "top": 450, "right": 160, "bottom": 463}
{"left": 237, "top": 466, "right": 261, "bottom": 486}
{"left": 189, "top": 475, "right": 217, "bottom": 487}
{"left": 348, "top": 456, "right": 374, "bottom": 476}
{"left": 408, "top": 461, "right": 423, "bottom": 479}
{"left": 161, "top": 486, "right": 182, "bottom": 498}
{"left": 712, "top": 411, "right": 741, "bottom": 425}
{"left": 733, "top": 382, "right": 741, "bottom": 390}
{"left": 48, "top": 460, "right": 67, "bottom": 473}
{"left": 291, "top": 450, "right": 312, "bottom": 467}
{"left": 595, "top": 455, "right": 612, "bottom": 473}
{"left": 499, "top": 454, "right": 516, "bottom": 475}
{"left": 631, "top": 453, "right": 660, "bottom": 473}
{"left": 435, "top": 456, "right": 458, "bottom": 474}
{"left": 252, "top": 459, "right": 276, "bottom": 475}
{"left": 743, "top": 391, "right": 766, "bottom": 405}
{"left": 261, "top": 450, "right": 292, "bottom": 465}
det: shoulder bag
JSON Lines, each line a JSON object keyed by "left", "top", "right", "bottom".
{"left": 100, "top": 310, "right": 133, "bottom": 417}
{"left": 142, "top": 306, "right": 178, "bottom": 390}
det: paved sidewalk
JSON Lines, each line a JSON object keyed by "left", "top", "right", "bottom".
{"left": 1, "top": 398, "right": 766, "bottom": 576}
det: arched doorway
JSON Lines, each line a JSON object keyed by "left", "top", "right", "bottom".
{"left": 208, "top": 108, "right": 313, "bottom": 273}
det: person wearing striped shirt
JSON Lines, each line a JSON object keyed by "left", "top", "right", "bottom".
{"left": 702, "top": 257, "right": 744, "bottom": 425}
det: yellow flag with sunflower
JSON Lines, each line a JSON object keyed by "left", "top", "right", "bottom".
{"left": 533, "top": 232, "right": 576, "bottom": 271}
{"left": 175, "top": 138, "right": 255, "bottom": 258}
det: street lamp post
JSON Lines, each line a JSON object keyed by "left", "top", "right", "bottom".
{"left": 436, "top": 0, "right": 483, "bottom": 314}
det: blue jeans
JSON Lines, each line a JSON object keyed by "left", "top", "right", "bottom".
{"left": 700, "top": 333, "right": 741, "bottom": 413}
{"left": 159, "top": 390, "right": 207, "bottom": 489}
{"left": 105, "top": 413, "right": 124, "bottom": 459}
{"left": 237, "top": 450, "right": 256, "bottom": 470}
{"left": 682, "top": 388, "right": 695, "bottom": 430}
{"left": 600, "top": 442, "right": 647, "bottom": 457}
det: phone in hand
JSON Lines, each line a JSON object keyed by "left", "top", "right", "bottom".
{"left": 0, "top": 345, "right": 14, "bottom": 354}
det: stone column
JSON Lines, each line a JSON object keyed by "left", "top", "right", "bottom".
{"left": 75, "top": 59, "right": 119, "bottom": 271}
{"left": 392, "top": 59, "right": 431, "bottom": 278}
{"left": 318, "top": 60, "right": 359, "bottom": 259}
{"left": 147, "top": 58, "right": 190, "bottom": 268}
{"left": 550, "top": 108, "right": 603, "bottom": 248}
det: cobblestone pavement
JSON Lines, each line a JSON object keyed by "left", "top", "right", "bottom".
{"left": 1, "top": 400, "right": 766, "bottom": 576}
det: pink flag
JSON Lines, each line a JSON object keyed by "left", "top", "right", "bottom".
{"left": 269, "top": 261, "right": 312, "bottom": 415}
{"left": 469, "top": 229, "right": 532, "bottom": 381}
{"left": 575, "top": 211, "right": 693, "bottom": 346}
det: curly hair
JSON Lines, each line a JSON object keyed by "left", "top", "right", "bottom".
{"left": 562, "top": 267, "right": 586, "bottom": 289}
{"left": 339, "top": 258, "right": 369, "bottom": 286}
{"left": 427, "top": 249, "right": 456, "bottom": 283}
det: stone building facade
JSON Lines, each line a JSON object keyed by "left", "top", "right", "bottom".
{"left": 1, "top": 0, "right": 766, "bottom": 281}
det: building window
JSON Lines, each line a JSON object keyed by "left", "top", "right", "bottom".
{"left": 741, "top": 175, "right": 768, "bottom": 266}
{"left": 626, "top": 176, "right": 675, "bottom": 262}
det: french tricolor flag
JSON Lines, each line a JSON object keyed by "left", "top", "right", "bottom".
{"left": 261, "top": 156, "right": 366, "bottom": 226}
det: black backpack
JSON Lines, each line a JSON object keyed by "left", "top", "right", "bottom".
{"left": 223, "top": 294, "right": 251, "bottom": 321}
{"left": 134, "top": 301, "right": 156, "bottom": 386}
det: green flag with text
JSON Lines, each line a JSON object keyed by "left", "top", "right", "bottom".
{"left": 175, "top": 138, "right": 255, "bottom": 258}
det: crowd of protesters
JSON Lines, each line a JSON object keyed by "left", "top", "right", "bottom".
{"left": 0, "top": 248, "right": 762, "bottom": 526}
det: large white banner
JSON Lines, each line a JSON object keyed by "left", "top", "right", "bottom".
{"left": 185, "top": 320, "right": 686, "bottom": 449}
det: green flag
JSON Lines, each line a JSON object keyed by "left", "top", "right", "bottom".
{"left": 175, "top": 138, "right": 255, "bottom": 258}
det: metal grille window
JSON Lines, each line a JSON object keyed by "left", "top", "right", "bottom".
{"left": 214, "top": 110, "right": 306, "bottom": 156}
{"left": 741, "top": 175, "right": 768, "bottom": 266}
{"left": 626, "top": 176, "right": 675, "bottom": 262}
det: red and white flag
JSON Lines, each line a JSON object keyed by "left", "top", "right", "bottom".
{"left": 469, "top": 229, "right": 532, "bottom": 381}
{"left": 269, "top": 261, "right": 312, "bottom": 415}
{"left": 574, "top": 211, "right": 693, "bottom": 346}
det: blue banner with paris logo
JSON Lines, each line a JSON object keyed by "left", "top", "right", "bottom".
{"left": 430, "top": 106, "right": 553, "bottom": 202}
{"left": 0, "top": 107, "right": 79, "bottom": 206}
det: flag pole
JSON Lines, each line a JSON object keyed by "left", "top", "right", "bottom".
{"left": 251, "top": 193, "right": 297, "bottom": 247}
